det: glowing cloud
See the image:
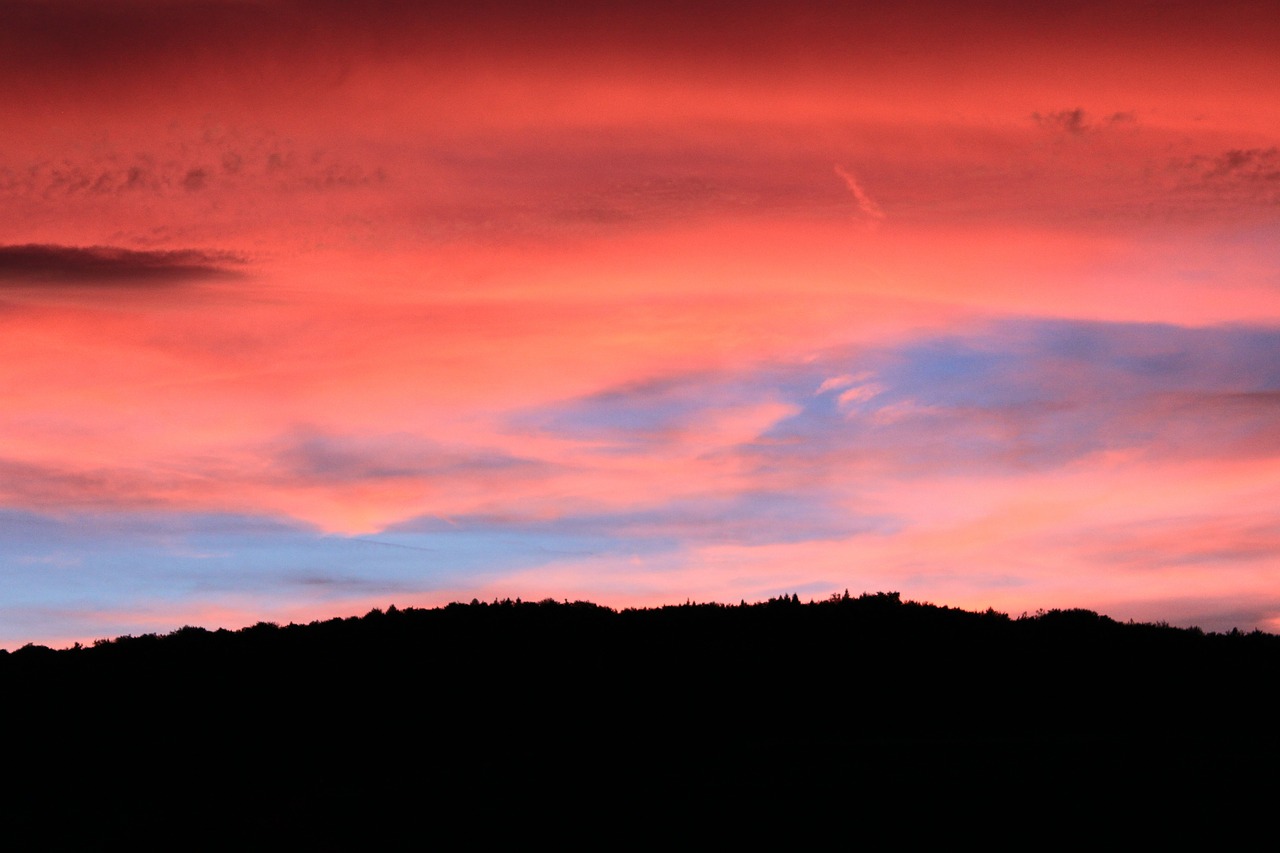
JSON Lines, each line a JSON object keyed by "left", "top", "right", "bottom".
{"left": 1, "top": 0, "right": 1278, "bottom": 647}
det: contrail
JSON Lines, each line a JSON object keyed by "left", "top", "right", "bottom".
{"left": 834, "top": 165, "right": 885, "bottom": 221}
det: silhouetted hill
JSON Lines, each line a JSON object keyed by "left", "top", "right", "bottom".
{"left": 3, "top": 593, "right": 1276, "bottom": 843}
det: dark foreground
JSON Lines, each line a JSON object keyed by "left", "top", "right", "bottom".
{"left": 3, "top": 593, "right": 1277, "bottom": 843}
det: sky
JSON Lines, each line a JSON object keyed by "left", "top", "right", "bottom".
{"left": 2, "top": 0, "right": 1279, "bottom": 647}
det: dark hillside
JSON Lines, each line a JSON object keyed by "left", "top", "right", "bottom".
{"left": 3, "top": 593, "right": 1277, "bottom": 843}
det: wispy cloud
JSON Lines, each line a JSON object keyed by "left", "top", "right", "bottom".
{"left": 1032, "top": 108, "right": 1135, "bottom": 134}
{"left": 815, "top": 373, "right": 867, "bottom": 395}
{"left": 1204, "top": 147, "right": 1279, "bottom": 179}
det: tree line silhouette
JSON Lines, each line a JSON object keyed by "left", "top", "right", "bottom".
{"left": 3, "top": 592, "right": 1276, "bottom": 843}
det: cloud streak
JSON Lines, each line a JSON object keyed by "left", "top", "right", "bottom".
{"left": 0, "top": 244, "right": 245, "bottom": 287}
{"left": 834, "top": 165, "right": 885, "bottom": 222}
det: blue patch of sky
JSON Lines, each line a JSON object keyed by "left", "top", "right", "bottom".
{"left": 1031, "top": 321, "right": 1280, "bottom": 392}
{"left": 870, "top": 336, "right": 1032, "bottom": 409}
{"left": 0, "top": 507, "right": 676, "bottom": 646}
{"left": 797, "top": 319, "right": 1279, "bottom": 426}
{"left": 522, "top": 318, "right": 1280, "bottom": 478}
{"left": 516, "top": 370, "right": 740, "bottom": 447}
{"left": 0, "top": 509, "right": 576, "bottom": 612}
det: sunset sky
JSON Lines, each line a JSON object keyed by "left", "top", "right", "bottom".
{"left": 3, "top": 0, "right": 1279, "bottom": 648}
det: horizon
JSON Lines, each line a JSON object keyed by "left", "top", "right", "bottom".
{"left": 3, "top": 1, "right": 1279, "bottom": 648}
{"left": 11, "top": 589, "right": 1274, "bottom": 655}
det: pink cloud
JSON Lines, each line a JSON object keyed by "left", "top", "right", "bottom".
{"left": 2, "top": 0, "right": 1279, "bottom": 644}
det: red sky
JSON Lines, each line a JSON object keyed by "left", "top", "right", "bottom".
{"left": 2, "top": 0, "right": 1279, "bottom": 647}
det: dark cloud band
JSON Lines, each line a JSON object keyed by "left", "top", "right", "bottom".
{"left": 0, "top": 244, "right": 245, "bottom": 286}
